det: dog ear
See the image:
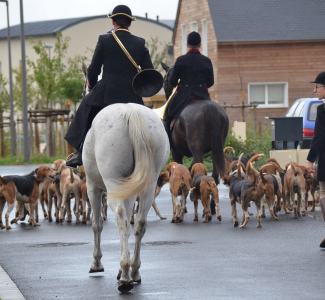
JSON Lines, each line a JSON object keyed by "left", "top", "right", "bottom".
{"left": 33, "top": 168, "right": 39, "bottom": 178}
{"left": 0, "top": 176, "right": 8, "bottom": 185}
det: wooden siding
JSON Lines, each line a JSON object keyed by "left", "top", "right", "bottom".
{"left": 173, "top": 0, "right": 325, "bottom": 132}
{"left": 216, "top": 42, "right": 325, "bottom": 127}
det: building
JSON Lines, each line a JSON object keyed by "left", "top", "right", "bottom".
{"left": 0, "top": 15, "right": 173, "bottom": 156}
{"left": 0, "top": 14, "right": 174, "bottom": 92}
{"left": 173, "top": 0, "right": 325, "bottom": 128}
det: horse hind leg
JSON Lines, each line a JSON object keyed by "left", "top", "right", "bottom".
{"left": 130, "top": 185, "right": 155, "bottom": 285}
{"left": 111, "top": 198, "right": 134, "bottom": 293}
{"left": 88, "top": 184, "right": 105, "bottom": 273}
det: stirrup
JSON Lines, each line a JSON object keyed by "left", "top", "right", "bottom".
{"left": 66, "top": 152, "right": 75, "bottom": 160}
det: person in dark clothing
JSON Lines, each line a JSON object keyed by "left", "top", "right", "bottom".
{"left": 65, "top": 5, "right": 154, "bottom": 167}
{"left": 164, "top": 31, "right": 214, "bottom": 145}
{"left": 306, "top": 71, "right": 325, "bottom": 249}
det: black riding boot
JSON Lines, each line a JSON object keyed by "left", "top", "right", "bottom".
{"left": 66, "top": 150, "right": 83, "bottom": 168}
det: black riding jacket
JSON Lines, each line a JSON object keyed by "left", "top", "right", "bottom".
{"left": 86, "top": 29, "right": 154, "bottom": 107}
{"left": 169, "top": 49, "right": 214, "bottom": 100}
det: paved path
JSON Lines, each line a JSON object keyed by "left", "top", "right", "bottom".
{"left": 0, "top": 265, "right": 25, "bottom": 300}
{"left": 0, "top": 165, "right": 325, "bottom": 299}
{"left": 0, "top": 165, "right": 39, "bottom": 300}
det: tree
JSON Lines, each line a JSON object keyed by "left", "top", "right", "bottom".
{"left": 28, "top": 33, "right": 85, "bottom": 109}
{"left": 12, "top": 63, "right": 36, "bottom": 111}
{"left": 0, "top": 74, "right": 9, "bottom": 111}
{"left": 146, "top": 37, "right": 169, "bottom": 72}
{"left": 28, "top": 33, "right": 68, "bottom": 108}
{"left": 59, "top": 56, "right": 85, "bottom": 108}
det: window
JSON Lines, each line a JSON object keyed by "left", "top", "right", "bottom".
{"left": 308, "top": 102, "right": 319, "bottom": 121}
{"left": 190, "top": 21, "right": 198, "bottom": 32}
{"left": 181, "top": 24, "right": 188, "bottom": 54}
{"left": 248, "top": 82, "right": 288, "bottom": 107}
{"left": 201, "top": 19, "right": 208, "bottom": 56}
{"left": 294, "top": 101, "right": 305, "bottom": 117}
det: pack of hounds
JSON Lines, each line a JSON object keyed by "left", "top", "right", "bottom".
{"left": 0, "top": 147, "right": 320, "bottom": 231}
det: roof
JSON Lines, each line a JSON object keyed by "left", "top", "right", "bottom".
{"left": 207, "top": 0, "right": 325, "bottom": 43}
{"left": 0, "top": 15, "right": 174, "bottom": 40}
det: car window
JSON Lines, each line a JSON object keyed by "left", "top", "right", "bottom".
{"left": 308, "top": 102, "right": 320, "bottom": 121}
{"left": 286, "top": 100, "right": 300, "bottom": 116}
{"left": 294, "top": 101, "right": 305, "bottom": 117}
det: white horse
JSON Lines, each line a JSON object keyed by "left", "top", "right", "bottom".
{"left": 83, "top": 103, "right": 169, "bottom": 293}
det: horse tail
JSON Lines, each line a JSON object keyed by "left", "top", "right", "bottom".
{"left": 211, "top": 132, "right": 225, "bottom": 181}
{"left": 107, "top": 106, "right": 155, "bottom": 200}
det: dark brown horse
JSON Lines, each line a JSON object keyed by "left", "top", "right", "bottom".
{"left": 161, "top": 63, "right": 229, "bottom": 183}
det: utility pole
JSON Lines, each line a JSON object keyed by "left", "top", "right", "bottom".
{"left": 0, "top": 0, "right": 16, "bottom": 156}
{"left": 19, "top": 0, "right": 30, "bottom": 161}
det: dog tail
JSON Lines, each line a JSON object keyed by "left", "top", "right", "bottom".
{"left": 266, "top": 158, "right": 284, "bottom": 170}
{"left": 247, "top": 162, "right": 259, "bottom": 185}
{"left": 245, "top": 153, "right": 264, "bottom": 171}
{"left": 260, "top": 162, "right": 283, "bottom": 175}
{"left": 69, "top": 168, "right": 74, "bottom": 184}
{"left": 259, "top": 165, "right": 270, "bottom": 185}
{"left": 237, "top": 153, "right": 244, "bottom": 177}
{"left": 207, "top": 177, "right": 217, "bottom": 190}
{"left": 206, "top": 177, "right": 219, "bottom": 200}
{"left": 223, "top": 146, "right": 235, "bottom": 155}
{"left": 289, "top": 163, "right": 299, "bottom": 177}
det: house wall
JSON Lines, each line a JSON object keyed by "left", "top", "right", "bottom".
{"left": 0, "top": 16, "right": 173, "bottom": 84}
{"left": 173, "top": 0, "right": 325, "bottom": 132}
{"left": 217, "top": 42, "right": 325, "bottom": 128}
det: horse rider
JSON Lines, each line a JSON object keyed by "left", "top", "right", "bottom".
{"left": 65, "top": 5, "right": 154, "bottom": 167}
{"left": 164, "top": 31, "right": 214, "bottom": 146}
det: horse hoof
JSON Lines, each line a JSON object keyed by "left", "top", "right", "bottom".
{"left": 117, "top": 270, "right": 122, "bottom": 280}
{"left": 118, "top": 281, "right": 133, "bottom": 294}
{"left": 89, "top": 267, "right": 104, "bottom": 273}
{"left": 234, "top": 221, "right": 239, "bottom": 227}
{"left": 133, "top": 278, "right": 141, "bottom": 284}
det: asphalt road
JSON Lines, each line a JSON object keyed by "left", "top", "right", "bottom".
{"left": 0, "top": 165, "right": 325, "bottom": 300}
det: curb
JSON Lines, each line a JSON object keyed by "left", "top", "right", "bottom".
{"left": 0, "top": 265, "right": 25, "bottom": 300}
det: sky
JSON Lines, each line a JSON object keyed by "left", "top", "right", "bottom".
{"left": 0, "top": 0, "right": 179, "bottom": 30}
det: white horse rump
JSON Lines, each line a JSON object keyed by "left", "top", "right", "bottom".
{"left": 82, "top": 103, "right": 169, "bottom": 293}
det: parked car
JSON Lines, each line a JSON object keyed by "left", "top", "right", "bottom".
{"left": 285, "top": 97, "right": 322, "bottom": 148}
